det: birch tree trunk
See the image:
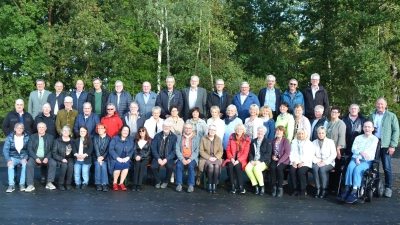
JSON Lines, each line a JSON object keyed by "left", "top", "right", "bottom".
{"left": 208, "top": 21, "right": 213, "bottom": 90}
{"left": 157, "top": 7, "right": 164, "bottom": 93}
{"left": 195, "top": 9, "right": 202, "bottom": 72}
{"left": 165, "top": 7, "right": 170, "bottom": 76}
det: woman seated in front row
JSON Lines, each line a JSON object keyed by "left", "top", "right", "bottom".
{"left": 108, "top": 125, "right": 134, "bottom": 191}
{"left": 337, "top": 121, "right": 379, "bottom": 204}
{"left": 311, "top": 126, "right": 336, "bottom": 198}
{"left": 245, "top": 125, "right": 272, "bottom": 196}
{"left": 289, "top": 128, "right": 314, "bottom": 196}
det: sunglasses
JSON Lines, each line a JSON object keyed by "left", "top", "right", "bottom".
{"left": 139, "top": 130, "right": 146, "bottom": 133}
{"left": 289, "top": 83, "right": 297, "bottom": 86}
{"left": 107, "top": 108, "right": 114, "bottom": 110}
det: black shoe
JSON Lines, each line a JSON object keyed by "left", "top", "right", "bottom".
{"left": 259, "top": 186, "right": 265, "bottom": 196}
{"left": 271, "top": 186, "right": 277, "bottom": 197}
{"left": 66, "top": 185, "right": 72, "bottom": 190}
{"left": 230, "top": 185, "right": 236, "bottom": 194}
{"left": 277, "top": 188, "right": 283, "bottom": 197}
{"left": 96, "top": 185, "right": 102, "bottom": 191}
{"left": 59, "top": 184, "right": 65, "bottom": 191}
{"left": 254, "top": 185, "right": 259, "bottom": 195}
{"left": 315, "top": 188, "right": 320, "bottom": 198}
{"left": 81, "top": 184, "right": 87, "bottom": 190}
{"left": 319, "top": 189, "right": 327, "bottom": 199}
{"left": 299, "top": 190, "right": 307, "bottom": 196}
{"left": 132, "top": 185, "right": 137, "bottom": 191}
{"left": 291, "top": 190, "right": 299, "bottom": 196}
{"left": 239, "top": 186, "right": 246, "bottom": 194}
{"left": 207, "top": 184, "right": 212, "bottom": 193}
{"left": 212, "top": 184, "right": 217, "bottom": 194}
{"left": 137, "top": 185, "right": 142, "bottom": 192}
{"left": 102, "top": 184, "right": 108, "bottom": 192}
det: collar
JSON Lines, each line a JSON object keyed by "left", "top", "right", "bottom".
{"left": 311, "top": 86, "right": 319, "bottom": 91}
{"left": 190, "top": 87, "right": 197, "bottom": 91}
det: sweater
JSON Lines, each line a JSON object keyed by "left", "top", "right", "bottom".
{"left": 87, "top": 88, "right": 110, "bottom": 117}
{"left": 327, "top": 119, "right": 347, "bottom": 149}
{"left": 275, "top": 113, "right": 295, "bottom": 141}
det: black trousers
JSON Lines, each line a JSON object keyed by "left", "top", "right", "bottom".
{"left": 133, "top": 158, "right": 150, "bottom": 186}
{"left": 227, "top": 162, "right": 243, "bottom": 186}
{"left": 269, "top": 161, "right": 288, "bottom": 188}
{"left": 151, "top": 158, "right": 174, "bottom": 184}
{"left": 26, "top": 158, "right": 51, "bottom": 186}
{"left": 289, "top": 165, "right": 310, "bottom": 191}
{"left": 58, "top": 158, "right": 74, "bottom": 185}
{"left": 206, "top": 164, "right": 221, "bottom": 185}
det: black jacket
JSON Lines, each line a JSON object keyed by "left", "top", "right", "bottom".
{"left": 2, "top": 110, "right": 34, "bottom": 135}
{"left": 47, "top": 92, "right": 68, "bottom": 113}
{"left": 311, "top": 116, "right": 327, "bottom": 141}
{"left": 134, "top": 140, "right": 152, "bottom": 160}
{"left": 52, "top": 137, "right": 74, "bottom": 162}
{"left": 206, "top": 91, "right": 232, "bottom": 119}
{"left": 249, "top": 137, "right": 272, "bottom": 166}
{"left": 27, "top": 133, "right": 54, "bottom": 160}
{"left": 151, "top": 132, "right": 177, "bottom": 160}
{"left": 303, "top": 85, "right": 330, "bottom": 120}
{"left": 73, "top": 138, "right": 93, "bottom": 164}
{"left": 155, "top": 89, "right": 183, "bottom": 119}
{"left": 93, "top": 134, "right": 111, "bottom": 160}
{"left": 34, "top": 113, "right": 57, "bottom": 138}
{"left": 342, "top": 113, "right": 366, "bottom": 154}
{"left": 87, "top": 88, "right": 110, "bottom": 117}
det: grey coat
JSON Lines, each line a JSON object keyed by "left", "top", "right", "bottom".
{"left": 175, "top": 135, "right": 200, "bottom": 164}
{"left": 28, "top": 90, "right": 52, "bottom": 118}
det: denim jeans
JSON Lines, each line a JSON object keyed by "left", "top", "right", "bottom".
{"left": 8, "top": 157, "right": 26, "bottom": 186}
{"left": 94, "top": 161, "right": 108, "bottom": 185}
{"left": 74, "top": 161, "right": 91, "bottom": 185}
{"left": 345, "top": 158, "right": 372, "bottom": 188}
{"left": 176, "top": 159, "right": 196, "bottom": 186}
{"left": 380, "top": 148, "right": 392, "bottom": 188}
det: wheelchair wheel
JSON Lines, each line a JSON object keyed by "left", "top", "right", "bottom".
{"left": 367, "top": 187, "right": 373, "bottom": 202}
{"left": 375, "top": 179, "right": 384, "bottom": 198}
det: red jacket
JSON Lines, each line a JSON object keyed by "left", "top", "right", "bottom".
{"left": 222, "top": 133, "right": 251, "bottom": 170}
{"left": 101, "top": 112, "right": 123, "bottom": 138}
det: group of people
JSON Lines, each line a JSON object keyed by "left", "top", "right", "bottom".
{"left": 2, "top": 74, "right": 398, "bottom": 203}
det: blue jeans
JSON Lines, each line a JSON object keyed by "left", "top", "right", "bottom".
{"left": 380, "top": 147, "right": 392, "bottom": 188}
{"left": 176, "top": 159, "right": 196, "bottom": 186}
{"left": 94, "top": 161, "right": 108, "bottom": 185}
{"left": 74, "top": 161, "right": 91, "bottom": 185}
{"left": 345, "top": 158, "right": 372, "bottom": 188}
{"left": 8, "top": 157, "right": 26, "bottom": 186}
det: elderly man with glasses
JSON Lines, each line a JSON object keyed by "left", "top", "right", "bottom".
{"left": 100, "top": 103, "right": 123, "bottom": 138}
{"left": 281, "top": 79, "right": 304, "bottom": 117}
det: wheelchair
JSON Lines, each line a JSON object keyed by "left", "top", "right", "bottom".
{"left": 337, "top": 141, "right": 384, "bottom": 203}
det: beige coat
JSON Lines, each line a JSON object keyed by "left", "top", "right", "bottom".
{"left": 199, "top": 135, "right": 223, "bottom": 172}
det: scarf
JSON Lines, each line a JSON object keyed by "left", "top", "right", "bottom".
{"left": 235, "top": 134, "right": 244, "bottom": 152}
{"left": 225, "top": 115, "right": 237, "bottom": 125}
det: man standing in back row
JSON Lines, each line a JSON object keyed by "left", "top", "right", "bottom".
{"left": 156, "top": 76, "right": 183, "bottom": 119}
{"left": 28, "top": 79, "right": 51, "bottom": 119}
{"left": 258, "top": 75, "right": 281, "bottom": 119}
{"left": 368, "top": 97, "right": 399, "bottom": 198}
{"left": 303, "top": 73, "right": 329, "bottom": 121}
{"left": 182, "top": 76, "right": 207, "bottom": 121}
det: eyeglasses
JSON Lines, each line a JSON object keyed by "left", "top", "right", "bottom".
{"left": 139, "top": 130, "right": 146, "bottom": 133}
{"left": 331, "top": 111, "right": 340, "bottom": 114}
{"left": 107, "top": 108, "right": 114, "bottom": 110}
{"left": 98, "top": 127, "right": 105, "bottom": 130}
{"left": 289, "top": 83, "right": 297, "bottom": 86}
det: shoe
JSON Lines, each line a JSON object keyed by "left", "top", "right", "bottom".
{"left": 41, "top": 177, "right": 46, "bottom": 184}
{"left": 299, "top": 190, "right": 307, "bottom": 196}
{"left": 170, "top": 172, "right": 174, "bottom": 183}
{"left": 196, "top": 177, "right": 201, "bottom": 186}
{"left": 160, "top": 182, "right": 168, "bottom": 189}
{"left": 319, "top": 189, "right": 327, "bottom": 199}
{"left": 271, "top": 186, "right": 277, "bottom": 197}
{"left": 6, "top": 186, "right": 15, "bottom": 193}
{"left": 207, "top": 184, "right": 212, "bottom": 193}
{"left": 113, "top": 183, "right": 119, "bottom": 191}
{"left": 119, "top": 183, "right": 127, "bottom": 191}
{"left": 102, "top": 184, "right": 108, "bottom": 192}
{"left": 46, "top": 182, "right": 56, "bottom": 190}
{"left": 20, "top": 184, "right": 25, "bottom": 192}
{"left": 230, "top": 185, "right": 236, "bottom": 194}
{"left": 277, "top": 188, "right": 283, "bottom": 197}
{"left": 155, "top": 183, "right": 161, "bottom": 188}
{"left": 176, "top": 185, "right": 182, "bottom": 192}
{"left": 25, "top": 185, "right": 35, "bottom": 192}
{"left": 136, "top": 185, "right": 142, "bottom": 192}
{"left": 132, "top": 185, "right": 137, "bottom": 192}
{"left": 59, "top": 184, "right": 65, "bottom": 191}
{"left": 65, "top": 184, "right": 72, "bottom": 190}
{"left": 337, "top": 188, "right": 351, "bottom": 201}
{"left": 239, "top": 186, "right": 246, "bottom": 194}
{"left": 96, "top": 185, "right": 102, "bottom": 191}
{"left": 315, "top": 188, "right": 320, "bottom": 198}
{"left": 345, "top": 193, "right": 358, "bottom": 203}
{"left": 384, "top": 188, "right": 392, "bottom": 198}
{"left": 212, "top": 184, "right": 217, "bottom": 194}
{"left": 254, "top": 185, "right": 259, "bottom": 195}
{"left": 259, "top": 186, "right": 265, "bottom": 196}
{"left": 187, "top": 185, "right": 194, "bottom": 193}
{"left": 291, "top": 190, "right": 299, "bottom": 196}
{"left": 81, "top": 184, "right": 87, "bottom": 190}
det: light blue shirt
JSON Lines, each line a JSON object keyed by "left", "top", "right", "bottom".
{"left": 352, "top": 134, "right": 379, "bottom": 161}
{"left": 264, "top": 88, "right": 276, "bottom": 111}
{"left": 373, "top": 110, "right": 385, "bottom": 139}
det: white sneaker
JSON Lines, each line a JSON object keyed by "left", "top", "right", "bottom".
{"left": 25, "top": 185, "right": 36, "bottom": 192}
{"left": 46, "top": 182, "right": 56, "bottom": 190}
{"left": 6, "top": 186, "right": 15, "bottom": 193}
{"left": 20, "top": 184, "right": 26, "bottom": 192}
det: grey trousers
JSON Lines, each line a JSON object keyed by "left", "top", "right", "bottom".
{"left": 26, "top": 158, "right": 54, "bottom": 186}
{"left": 312, "top": 163, "right": 334, "bottom": 189}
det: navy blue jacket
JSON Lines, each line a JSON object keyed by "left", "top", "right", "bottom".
{"left": 2, "top": 110, "right": 34, "bottom": 136}
{"left": 258, "top": 88, "right": 281, "bottom": 113}
{"left": 73, "top": 113, "right": 100, "bottom": 138}
{"left": 303, "top": 85, "right": 329, "bottom": 120}
{"left": 151, "top": 131, "right": 177, "bottom": 161}
{"left": 232, "top": 92, "right": 260, "bottom": 123}
{"left": 70, "top": 90, "right": 89, "bottom": 114}
{"left": 47, "top": 92, "right": 68, "bottom": 113}
{"left": 107, "top": 135, "right": 134, "bottom": 172}
{"left": 107, "top": 90, "right": 133, "bottom": 118}
{"left": 3, "top": 131, "right": 30, "bottom": 161}
{"left": 155, "top": 89, "right": 183, "bottom": 119}
{"left": 206, "top": 91, "right": 232, "bottom": 119}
